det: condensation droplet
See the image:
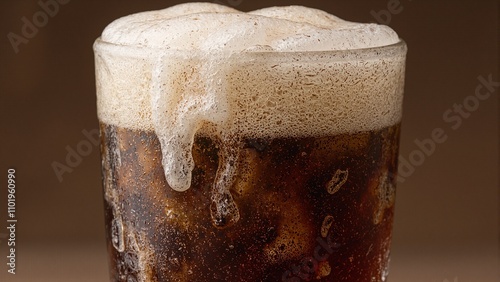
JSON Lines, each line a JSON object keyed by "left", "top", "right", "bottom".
{"left": 374, "top": 171, "right": 396, "bottom": 225}
{"left": 111, "top": 215, "right": 125, "bottom": 252}
{"left": 321, "top": 215, "right": 334, "bottom": 238}
{"left": 326, "top": 169, "right": 349, "bottom": 195}
{"left": 316, "top": 261, "right": 331, "bottom": 279}
{"left": 380, "top": 175, "right": 396, "bottom": 207}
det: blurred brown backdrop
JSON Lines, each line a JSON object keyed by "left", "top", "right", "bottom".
{"left": 0, "top": 0, "right": 497, "bottom": 281}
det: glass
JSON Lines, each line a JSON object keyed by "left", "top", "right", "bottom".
{"left": 94, "top": 39, "right": 407, "bottom": 282}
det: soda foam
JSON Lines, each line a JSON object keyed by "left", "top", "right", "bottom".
{"left": 102, "top": 4, "right": 398, "bottom": 51}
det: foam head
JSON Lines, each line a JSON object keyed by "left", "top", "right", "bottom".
{"left": 101, "top": 4, "right": 398, "bottom": 51}
{"left": 94, "top": 3, "right": 406, "bottom": 192}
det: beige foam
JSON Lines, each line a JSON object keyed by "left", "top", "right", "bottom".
{"left": 94, "top": 3, "right": 406, "bottom": 191}
{"left": 101, "top": 4, "right": 398, "bottom": 52}
{"left": 249, "top": 6, "right": 345, "bottom": 28}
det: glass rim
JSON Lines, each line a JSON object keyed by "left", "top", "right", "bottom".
{"left": 94, "top": 37, "right": 407, "bottom": 60}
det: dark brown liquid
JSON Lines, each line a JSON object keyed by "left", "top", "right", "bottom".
{"left": 100, "top": 123, "right": 400, "bottom": 282}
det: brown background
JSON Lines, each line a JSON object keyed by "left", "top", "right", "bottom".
{"left": 0, "top": 0, "right": 498, "bottom": 281}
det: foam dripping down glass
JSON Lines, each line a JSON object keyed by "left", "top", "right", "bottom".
{"left": 94, "top": 3, "right": 407, "bottom": 282}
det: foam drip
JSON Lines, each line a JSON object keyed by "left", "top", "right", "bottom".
{"left": 149, "top": 51, "right": 233, "bottom": 191}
